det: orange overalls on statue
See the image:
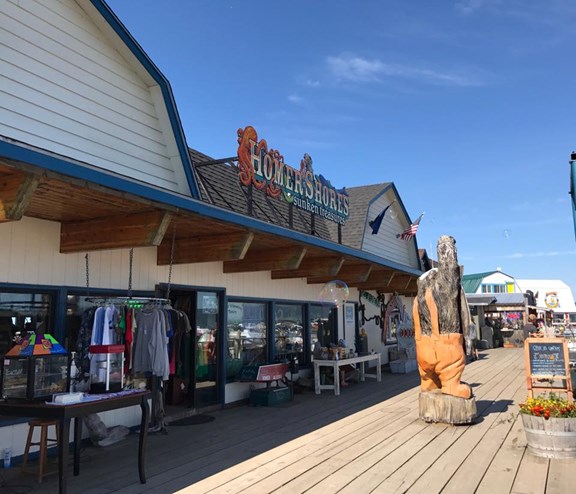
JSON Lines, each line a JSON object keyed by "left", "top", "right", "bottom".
{"left": 413, "top": 288, "right": 471, "bottom": 399}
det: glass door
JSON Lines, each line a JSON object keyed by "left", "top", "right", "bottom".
{"left": 164, "top": 288, "right": 222, "bottom": 410}
{"left": 194, "top": 291, "right": 220, "bottom": 407}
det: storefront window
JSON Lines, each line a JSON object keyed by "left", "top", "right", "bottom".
{"left": 226, "top": 301, "right": 267, "bottom": 380}
{"left": 309, "top": 304, "right": 334, "bottom": 356}
{"left": 0, "top": 290, "right": 55, "bottom": 355}
{"left": 274, "top": 304, "right": 304, "bottom": 364}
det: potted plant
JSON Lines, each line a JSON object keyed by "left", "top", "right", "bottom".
{"left": 519, "top": 394, "right": 576, "bottom": 458}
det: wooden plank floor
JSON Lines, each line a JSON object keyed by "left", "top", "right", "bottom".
{"left": 2, "top": 348, "right": 575, "bottom": 494}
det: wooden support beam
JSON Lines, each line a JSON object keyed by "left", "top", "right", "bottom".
{"left": 385, "top": 276, "right": 417, "bottom": 293}
{"left": 157, "top": 232, "right": 254, "bottom": 265}
{"left": 363, "top": 275, "right": 416, "bottom": 292}
{"left": 351, "top": 271, "right": 400, "bottom": 291}
{"left": 223, "top": 246, "right": 307, "bottom": 273}
{"left": 0, "top": 172, "right": 41, "bottom": 222}
{"left": 307, "top": 263, "right": 373, "bottom": 285}
{"left": 271, "top": 256, "right": 345, "bottom": 279}
{"left": 348, "top": 269, "right": 395, "bottom": 287}
{"left": 60, "top": 211, "right": 172, "bottom": 253}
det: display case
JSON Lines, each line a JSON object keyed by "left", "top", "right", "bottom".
{"left": 1, "top": 333, "right": 70, "bottom": 401}
{"left": 89, "top": 344, "right": 124, "bottom": 393}
{"left": 1, "top": 354, "right": 70, "bottom": 400}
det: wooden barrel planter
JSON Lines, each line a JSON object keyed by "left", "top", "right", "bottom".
{"left": 521, "top": 414, "right": 576, "bottom": 458}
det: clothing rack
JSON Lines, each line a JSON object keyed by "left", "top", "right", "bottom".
{"left": 85, "top": 297, "right": 171, "bottom": 308}
{"left": 80, "top": 296, "right": 175, "bottom": 433}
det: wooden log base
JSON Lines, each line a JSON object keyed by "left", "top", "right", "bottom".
{"left": 419, "top": 390, "right": 477, "bottom": 424}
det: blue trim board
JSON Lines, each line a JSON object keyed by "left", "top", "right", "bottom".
{"left": 571, "top": 158, "right": 576, "bottom": 241}
{"left": 90, "top": 0, "right": 199, "bottom": 198}
{"left": 268, "top": 300, "right": 276, "bottom": 362}
{"left": 0, "top": 140, "right": 421, "bottom": 278}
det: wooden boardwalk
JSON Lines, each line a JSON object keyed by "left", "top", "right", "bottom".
{"left": 2, "top": 348, "right": 575, "bottom": 494}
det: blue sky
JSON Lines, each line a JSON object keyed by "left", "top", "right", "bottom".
{"left": 106, "top": 0, "right": 576, "bottom": 298}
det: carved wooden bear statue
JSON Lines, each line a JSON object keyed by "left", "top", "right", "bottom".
{"left": 413, "top": 235, "right": 472, "bottom": 399}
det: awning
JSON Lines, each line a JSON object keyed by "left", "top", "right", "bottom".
{"left": 466, "top": 294, "right": 498, "bottom": 306}
{"left": 0, "top": 148, "right": 421, "bottom": 295}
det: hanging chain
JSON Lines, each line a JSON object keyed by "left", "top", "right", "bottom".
{"left": 166, "top": 226, "right": 176, "bottom": 301}
{"left": 85, "top": 253, "right": 90, "bottom": 297}
{"left": 127, "top": 247, "right": 134, "bottom": 299}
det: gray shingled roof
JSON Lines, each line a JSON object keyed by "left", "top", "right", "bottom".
{"left": 189, "top": 148, "right": 333, "bottom": 240}
{"left": 492, "top": 293, "right": 526, "bottom": 305}
{"left": 189, "top": 151, "right": 399, "bottom": 253}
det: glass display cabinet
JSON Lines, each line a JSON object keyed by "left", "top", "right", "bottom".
{"left": 1, "top": 333, "right": 70, "bottom": 401}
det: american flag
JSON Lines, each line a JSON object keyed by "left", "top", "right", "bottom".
{"left": 396, "top": 213, "right": 424, "bottom": 241}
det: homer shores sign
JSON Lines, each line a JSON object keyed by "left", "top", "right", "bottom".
{"left": 237, "top": 126, "right": 349, "bottom": 225}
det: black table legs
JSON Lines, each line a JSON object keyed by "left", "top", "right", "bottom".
{"left": 58, "top": 417, "right": 71, "bottom": 494}
{"left": 138, "top": 396, "right": 150, "bottom": 484}
{"left": 73, "top": 416, "right": 82, "bottom": 476}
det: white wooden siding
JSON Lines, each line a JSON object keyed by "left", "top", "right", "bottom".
{"left": 0, "top": 0, "right": 191, "bottom": 194}
{"left": 360, "top": 190, "right": 419, "bottom": 269}
{"left": 0, "top": 216, "right": 337, "bottom": 303}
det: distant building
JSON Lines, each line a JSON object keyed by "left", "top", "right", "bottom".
{"left": 461, "top": 271, "right": 576, "bottom": 330}
{"left": 462, "top": 271, "right": 529, "bottom": 329}
{"left": 516, "top": 280, "right": 576, "bottom": 328}
{"left": 462, "top": 270, "right": 521, "bottom": 294}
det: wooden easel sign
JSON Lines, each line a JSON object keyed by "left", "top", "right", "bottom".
{"left": 525, "top": 337, "right": 573, "bottom": 401}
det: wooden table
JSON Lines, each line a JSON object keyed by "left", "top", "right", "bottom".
{"left": 313, "top": 353, "right": 382, "bottom": 395}
{"left": 0, "top": 390, "right": 150, "bottom": 494}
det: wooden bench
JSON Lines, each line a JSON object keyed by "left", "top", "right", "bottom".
{"left": 238, "top": 362, "right": 289, "bottom": 386}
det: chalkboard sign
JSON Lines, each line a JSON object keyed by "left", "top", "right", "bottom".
{"left": 525, "top": 337, "right": 573, "bottom": 400}
{"left": 528, "top": 341, "right": 567, "bottom": 377}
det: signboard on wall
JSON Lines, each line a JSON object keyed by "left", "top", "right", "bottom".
{"left": 343, "top": 303, "right": 355, "bottom": 344}
{"left": 236, "top": 125, "right": 349, "bottom": 225}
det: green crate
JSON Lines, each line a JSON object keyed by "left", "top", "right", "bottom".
{"left": 249, "top": 386, "right": 292, "bottom": 406}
